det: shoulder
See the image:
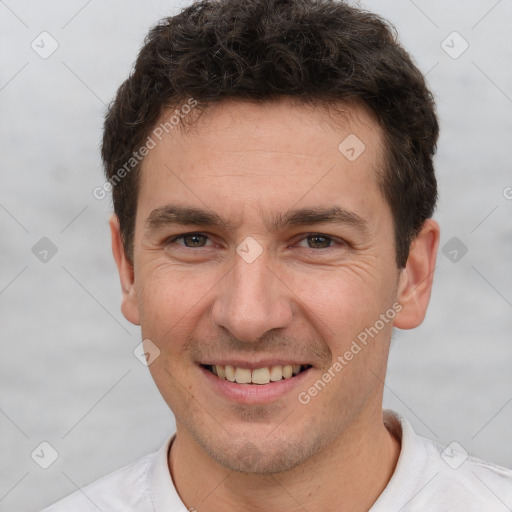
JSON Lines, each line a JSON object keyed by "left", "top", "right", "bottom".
{"left": 41, "top": 451, "right": 156, "bottom": 512}
{"left": 422, "top": 436, "right": 512, "bottom": 509}
{"left": 376, "top": 410, "right": 512, "bottom": 511}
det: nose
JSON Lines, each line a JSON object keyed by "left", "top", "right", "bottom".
{"left": 211, "top": 249, "right": 294, "bottom": 342}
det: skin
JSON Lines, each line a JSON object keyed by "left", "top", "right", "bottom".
{"left": 111, "top": 98, "right": 439, "bottom": 511}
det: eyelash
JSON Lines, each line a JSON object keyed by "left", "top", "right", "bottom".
{"left": 165, "top": 232, "right": 347, "bottom": 250}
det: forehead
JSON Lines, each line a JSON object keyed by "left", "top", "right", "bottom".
{"left": 152, "top": 98, "right": 383, "bottom": 162}
{"left": 136, "top": 98, "right": 388, "bottom": 229}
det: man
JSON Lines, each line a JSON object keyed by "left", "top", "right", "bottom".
{"left": 43, "top": 0, "right": 512, "bottom": 510}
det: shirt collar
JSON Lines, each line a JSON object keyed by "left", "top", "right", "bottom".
{"left": 370, "top": 409, "right": 429, "bottom": 510}
{"left": 149, "top": 433, "right": 189, "bottom": 511}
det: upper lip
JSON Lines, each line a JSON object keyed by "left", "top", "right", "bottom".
{"left": 199, "top": 359, "right": 312, "bottom": 370}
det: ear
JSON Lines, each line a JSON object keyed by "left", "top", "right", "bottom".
{"left": 394, "top": 219, "right": 440, "bottom": 330}
{"left": 110, "top": 214, "right": 140, "bottom": 326}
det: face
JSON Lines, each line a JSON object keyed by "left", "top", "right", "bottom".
{"left": 113, "top": 99, "right": 432, "bottom": 474}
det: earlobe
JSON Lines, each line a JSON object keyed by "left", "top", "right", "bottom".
{"left": 109, "top": 214, "right": 141, "bottom": 326}
{"left": 394, "top": 219, "right": 440, "bottom": 330}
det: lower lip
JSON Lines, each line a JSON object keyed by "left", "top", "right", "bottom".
{"left": 200, "top": 365, "right": 313, "bottom": 404}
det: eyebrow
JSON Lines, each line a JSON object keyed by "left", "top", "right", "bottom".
{"left": 145, "top": 204, "right": 369, "bottom": 235}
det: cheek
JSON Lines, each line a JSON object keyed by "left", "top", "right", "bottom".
{"left": 134, "top": 264, "right": 207, "bottom": 359}
{"left": 286, "top": 264, "right": 389, "bottom": 332}
{"left": 137, "top": 262, "right": 205, "bottom": 318}
{"left": 286, "top": 268, "right": 398, "bottom": 382}
{"left": 138, "top": 267, "right": 200, "bottom": 407}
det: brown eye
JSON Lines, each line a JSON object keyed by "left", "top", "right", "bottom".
{"left": 306, "top": 235, "right": 332, "bottom": 248}
{"left": 170, "top": 233, "right": 210, "bottom": 248}
{"left": 296, "top": 234, "right": 336, "bottom": 249}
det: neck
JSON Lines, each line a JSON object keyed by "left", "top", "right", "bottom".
{"left": 169, "top": 408, "right": 400, "bottom": 512}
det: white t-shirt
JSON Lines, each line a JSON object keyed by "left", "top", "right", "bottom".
{"left": 41, "top": 410, "right": 512, "bottom": 511}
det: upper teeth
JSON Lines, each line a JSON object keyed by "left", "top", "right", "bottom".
{"left": 212, "top": 364, "right": 304, "bottom": 384}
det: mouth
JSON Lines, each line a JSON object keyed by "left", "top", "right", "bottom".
{"left": 200, "top": 364, "right": 313, "bottom": 385}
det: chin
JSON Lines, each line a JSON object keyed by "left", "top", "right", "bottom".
{"left": 198, "top": 430, "right": 325, "bottom": 475}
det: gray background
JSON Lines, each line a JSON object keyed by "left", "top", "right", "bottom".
{"left": 1, "top": 1, "right": 511, "bottom": 510}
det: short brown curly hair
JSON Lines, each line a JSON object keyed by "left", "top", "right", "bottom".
{"left": 101, "top": 0, "right": 438, "bottom": 268}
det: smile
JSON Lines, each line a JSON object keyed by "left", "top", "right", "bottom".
{"left": 201, "top": 364, "right": 313, "bottom": 384}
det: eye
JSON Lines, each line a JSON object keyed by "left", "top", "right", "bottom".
{"left": 296, "top": 233, "right": 341, "bottom": 249}
{"left": 167, "top": 232, "right": 213, "bottom": 248}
